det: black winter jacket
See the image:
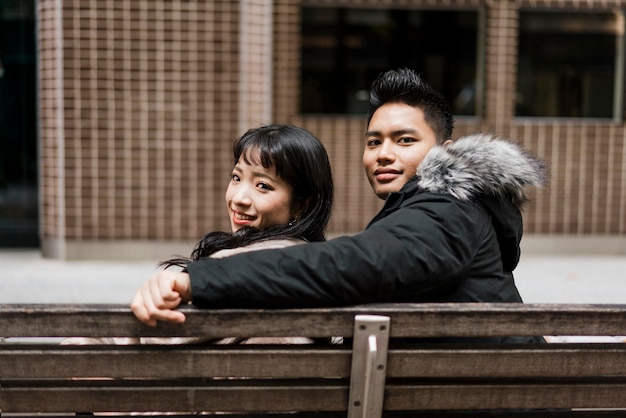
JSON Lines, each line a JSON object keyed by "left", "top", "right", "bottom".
{"left": 187, "top": 134, "right": 547, "bottom": 320}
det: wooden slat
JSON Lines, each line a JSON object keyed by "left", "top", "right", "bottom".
{"left": 385, "top": 412, "right": 626, "bottom": 418}
{"left": 2, "top": 413, "right": 625, "bottom": 418}
{"left": 384, "top": 303, "right": 626, "bottom": 337}
{"left": 4, "top": 379, "right": 626, "bottom": 413}
{"left": 384, "top": 381, "right": 626, "bottom": 410}
{"left": 0, "top": 345, "right": 351, "bottom": 379}
{"left": 1, "top": 303, "right": 625, "bottom": 338}
{"left": 1, "top": 380, "right": 349, "bottom": 413}
{"left": 3, "top": 345, "right": 626, "bottom": 380}
{"left": 387, "top": 345, "right": 626, "bottom": 378}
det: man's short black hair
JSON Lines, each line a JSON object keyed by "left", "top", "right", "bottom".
{"left": 368, "top": 68, "right": 454, "bottom": 143}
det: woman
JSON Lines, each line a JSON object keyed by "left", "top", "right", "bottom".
{"left": 163, "top": 123, "right": 333, "bottom": 267}
{"left": 65, "top": 124, "right": 334, "bottom": 345}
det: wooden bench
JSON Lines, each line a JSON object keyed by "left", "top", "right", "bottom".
{"left": 1, "top": 303, "right": 626, "bottom": 417}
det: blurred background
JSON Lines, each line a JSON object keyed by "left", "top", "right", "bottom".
{"left": 1, "top": 0, "right": 626, "bottom": 261}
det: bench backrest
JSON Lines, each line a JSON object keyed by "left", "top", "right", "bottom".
{"left": 1, "top": 303, "right": 626, "bottom": 415}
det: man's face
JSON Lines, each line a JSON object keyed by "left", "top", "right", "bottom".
{"left": 363, "top": 103, "right": 441, "bottom": 200}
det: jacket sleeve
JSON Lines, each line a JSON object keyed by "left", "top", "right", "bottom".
{"left": 186, "top": 194, "right": 490, "bottom": 308}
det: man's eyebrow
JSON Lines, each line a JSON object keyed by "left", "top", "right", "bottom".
{"left": 364, "top": 129, "right": 418, "bottom": 137}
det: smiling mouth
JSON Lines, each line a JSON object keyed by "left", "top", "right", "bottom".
{"left": 232, "top": 212, "right": 256, "bottom": 225}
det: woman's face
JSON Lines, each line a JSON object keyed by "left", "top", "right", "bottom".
{"left": 225, "top": 153, "right": 299, "bottom": 232}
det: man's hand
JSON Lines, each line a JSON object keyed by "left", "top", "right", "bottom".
{"left": 131, "top": 270, "right": 192, "bottom": 326}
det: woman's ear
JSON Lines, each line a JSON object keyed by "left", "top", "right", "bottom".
{"left": 443, "top": 139, "right": 454, "bottom": 147}
{"left": 295, "top": 196, "right": 312, "bottom": 218}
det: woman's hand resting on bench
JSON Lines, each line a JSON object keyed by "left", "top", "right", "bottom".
{"left": 131, "top": 270, "right": 192, "bottom": 326}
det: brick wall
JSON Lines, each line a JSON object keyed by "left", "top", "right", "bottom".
{"left": 37, "top": 0, "right": 626, "bottom": 258}
{"left": 39, "top": 0, "right": 241, "bottom": 258}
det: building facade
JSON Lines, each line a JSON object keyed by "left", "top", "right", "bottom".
{"left": 35, "top": 0, "right": 626, "bottom": 259}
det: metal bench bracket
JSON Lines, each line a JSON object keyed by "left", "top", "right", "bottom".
{"left": 347, "top": 314, "right": 390, "bottom": 418}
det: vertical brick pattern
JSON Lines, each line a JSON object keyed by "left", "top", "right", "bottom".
{"left": 511, "top": 121, "right": 626, "bottom": 234}
{"left": 38, "top": 0, "right": 65, "bottom": 242}
{"left": 239, "top": 0, "right": 273, "bottom": 132}
{"left": 273, "top": 0, "right": 300, "bottom": 123}
{"left": 484, "top": 0, "right": 518, "bottom": 132}
{"left": 39, "top": 0, "right": 240, "bottom": 245}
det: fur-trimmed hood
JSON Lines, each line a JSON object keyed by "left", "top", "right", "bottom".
{"left": 413, "top": 133, "right": 548, "bottom": 271}
{"left": 416, "top": 133, "right": 548, "bottom": 208}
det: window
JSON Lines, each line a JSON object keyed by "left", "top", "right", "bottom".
{"left": 300, "top": 7, "right": 482, "bottom": 116}
{"left": 0, "top": 0, "right": 38, "bottom": 246}
{"left": 516, "top": 11, "right": 624, "bottom": 119}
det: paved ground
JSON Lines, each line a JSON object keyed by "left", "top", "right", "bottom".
{"left": 1, "top": 249, "right": 626, "bottom": 305}
{"left": 1, "top": 250, "right": 156, "bottom": 304}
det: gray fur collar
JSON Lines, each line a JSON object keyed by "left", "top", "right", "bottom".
{"left": 416, "top": 133, "right": 548, "bottom": 208}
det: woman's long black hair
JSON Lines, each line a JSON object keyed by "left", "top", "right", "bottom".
{"left": 161, "top": 125, "right": 333, "bottom": 269}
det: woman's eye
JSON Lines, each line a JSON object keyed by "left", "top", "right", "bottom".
{"left": 230, "top": 174, "right": 240, "bottom": 182}
{"left": 257, "top": 182, "right": 273, "bottom": 191}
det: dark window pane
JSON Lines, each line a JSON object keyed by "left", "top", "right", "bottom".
{"left": 0, "top": 0, "right": 39, "bottom": 247}
{"left": 516, "top": 11, "right": 619, "bottom": 118}
{"left": 300, "top": 7, "right": 480, "bottom": 116}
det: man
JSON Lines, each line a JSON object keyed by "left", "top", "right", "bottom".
{"left": 131, "top": 68, "right": 547, "bottom": 343}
